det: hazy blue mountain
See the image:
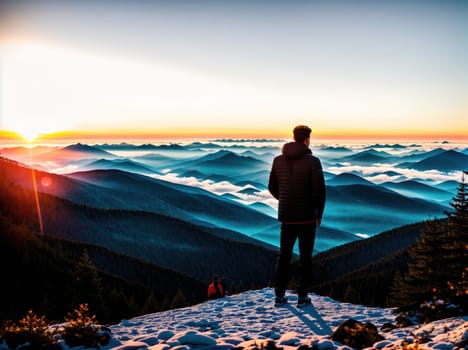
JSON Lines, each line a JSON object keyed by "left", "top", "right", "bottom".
{"left": 1, "top": 158, "right": 276, "bottom": 238}
{"left": 0, "top": 170, "right": 278, "bottom": 285}
{"left": 365, "top": 143, "right": 407, "bottom": 149}
{"left": 396, "top": 147, "right": 448, "bottom": 163}
{"left": 239, "top": 150, "right": 261, "bottom": 158}
{"left": 132, "top": 152, "right": 178, "bottom": 166}
{"left": 223, "top": 144, "right": 280, "bottom": 153}
{"left": 0, "top": 158, "right": 140, "bottom": 210}
{"left": 234, "top": 169, "right": 270, "bottom": 185}
{"left": 327, "top": 173, "right": 375, "bottom": 186}
{"left": 248, "top": 202, "right": 277, "bottom": 217}
{"left": 314, "top": 146, "right": 354, "bottom": 158}
{"left": 95, "top": 142, "right": 161, "bottom": 150}
{"left": 205, "top": 174, "right": 235, "bottom": 183}
{"left": 325, "top": 184, "right": 448, "bottom": 235}
{"left": 4, "top": 139, "right": 465, "bottom": 254}
{"left": 132, "top": 153, "right": 181, "bottom": 168}
{"left": 1, "top": 143, "right": 116, "bottom": 166}
{"left": 63, "top": 143, "right": 112, "bottom": 155}
{"left": 239, "top": 150, "right": 276, "bottom": 163}
{"left": 168, "top": 150, "right": 232, "bottom": 171}
{"left": 148, "top": 143, "right": 186, "bottom": 150}
{"left": 319, "top": 146, "right": 353, "bottom": 152}
{"left": 2, "top": 158, "right": 370, "bottom": 253}
{"left": 323, "top": 171, "right": 336, "bottom": 181}
{"left": 0, "top": 145, "right": 58, "bottom": 161}
{"left": 185, "top": 142, "right": 223, "bottom": 149}
{"left": 339, "top": 149, "right": 393, "bottom": 164}
{"left": 79, "top": 158, "right": 159, "bottom": 174}
{"left": 174, "top": 151, "right": 270, "bottom": 175}
{"left": 380, "top": 180, "right": 452, "bottom": 203}
{"left": 433, "top": 180, "right": 460, "bottom": 193}
{"left": 399, "top": 150, "right": 468, "bottom": 172}
{"left": 221, "top": 193, "right": 242, "bottom": 201}
{"left": 28, "top": 143, "right": 119, "bottom": 166}
{"left": 66, "top": 169, "right": 278, "bottom": 236}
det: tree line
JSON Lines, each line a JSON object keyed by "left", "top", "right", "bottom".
{"left": 302, "top": 173, "right": 468, "bottom": 322}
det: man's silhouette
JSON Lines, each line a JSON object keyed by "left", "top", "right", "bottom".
{"left": 268, "top": 125, "right": 326, "bottom": 307}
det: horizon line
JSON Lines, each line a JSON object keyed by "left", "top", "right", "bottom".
{"left": 1, "top": 129, "right": 467, "bottom": 144}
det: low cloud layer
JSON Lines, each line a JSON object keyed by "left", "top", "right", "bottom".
{"left": 150, "top": 173, "right": 277, "bottom": 209}
{"left": 328, "top": 163, "right": 463, "bottom": 184}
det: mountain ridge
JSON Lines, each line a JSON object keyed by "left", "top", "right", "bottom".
{"left": 0, "top": 164, "right": 278, "bottom": 285}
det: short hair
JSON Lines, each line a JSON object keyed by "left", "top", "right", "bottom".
{"left": 293, "top": 125, "right": 312, "bottom": 143}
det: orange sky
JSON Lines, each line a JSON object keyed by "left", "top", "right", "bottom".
{"left": 1, "top": 2, "right": 467, "bottom": 145}
{"left": 1, "top": 129, "right": 466, "bottom": 146}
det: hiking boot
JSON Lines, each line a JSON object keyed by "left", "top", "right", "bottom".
{"left": 274, "top": 296, "right": 288, "bottom": 307}
{"left": 297, "top": 296, "right": 311, "bottom": 308}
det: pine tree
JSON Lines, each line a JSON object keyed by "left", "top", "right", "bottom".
{"left": 387, "top": 271, "right": 404, "bottom": 307}
{"left": 160, "top": 295, "right": 171, "bottom": 311}
{"left": 0, "top": 310, "right": 58, "bottom": 349}
{"left": 141, "top": 291, "right": 160, "bottom": 314}
{"left": 395, "top": 219, "right": 450, "bottom": 311}
{"left": 61, "top": 303, "right": 109, "bottom": 348}
{"left": 69, "top": 249, "right": 106, "bottom": 320}
{"left": 391, "top": 173, "right": 468, "bottom": 319}
{"left": 445, "top": 172, "right": 468, "bottom": 311}
{"left": 343, "top": 284, "right": 356, "bottom": 303}
{"left": 171, "top": 289, "right": 188, "bottom": 309}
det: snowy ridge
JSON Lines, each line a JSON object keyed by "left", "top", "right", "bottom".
{"left": 104, "top": 288, "right": 467, "bottom": 350}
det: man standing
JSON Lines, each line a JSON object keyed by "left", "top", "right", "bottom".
{"left": 268, "top": 125, "right": 326, "bottom": 307}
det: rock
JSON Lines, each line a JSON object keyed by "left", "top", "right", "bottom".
{"left": 331, "top": 318, "right": 385, "bottom": 349}
{"left": 380, "top": 322, "right": 397, "bottom": 333}
{"left": 395, "top": 315, "right": 416, "bottom": 328}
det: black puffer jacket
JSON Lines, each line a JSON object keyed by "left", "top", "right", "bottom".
{"left": 268, "top": 142, "right": 326, "bottom": 223}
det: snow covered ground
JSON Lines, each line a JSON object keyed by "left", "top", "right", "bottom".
{"left": 102, "top": 288, "right": 467, "bottom": 350}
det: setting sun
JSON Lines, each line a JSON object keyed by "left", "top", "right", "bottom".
{"left": 17, "top": 128, "right": 40, "bottom": 143}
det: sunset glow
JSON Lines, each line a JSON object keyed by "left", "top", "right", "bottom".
{"left": 1, "top": 1, "right": 467, "bottom": 143}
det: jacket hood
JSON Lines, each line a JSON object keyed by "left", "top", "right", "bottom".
{"left": 282, "top": 141, "right": 311, "bottom": 160}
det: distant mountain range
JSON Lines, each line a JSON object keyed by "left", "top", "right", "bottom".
{"left": 80, "top": 158, "right": 159, "bottom": 174}
{"left": 327, "top": 173, "right": 374, "bottom": 186}
{"left": 1, "top": 139, "right": 465, "bottom": 324}
{"left": 381, "top": 180, "right": 451, "bottom": 203}
{"left": 1, "top": 140, "right": 464, "bottom": 250}
{"left": 325, "top": 183, "right": 448, "bottom": 234}
{"left": 0, "top": 157, "right": 277, "bottom": 286}
{"left": 339, "top": 149, "right": 394, "bottom": 164}
{"left": 398, "top": 150, "right": 468, "bottom": 172}
{"left": 433, "top": 180, "right": 460, "bottom": 193}
{"left": 172, "top": 150, "right": 270, "bottom": 175}
{"left": 396, "top": 147, "right": 447, "bottom": 163}
{"left": 66, "top": 169, "right": 278, "bottom": 236}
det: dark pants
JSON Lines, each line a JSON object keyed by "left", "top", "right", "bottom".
{"left": 274, "top": 223, "right": 316, "bottom": 298}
